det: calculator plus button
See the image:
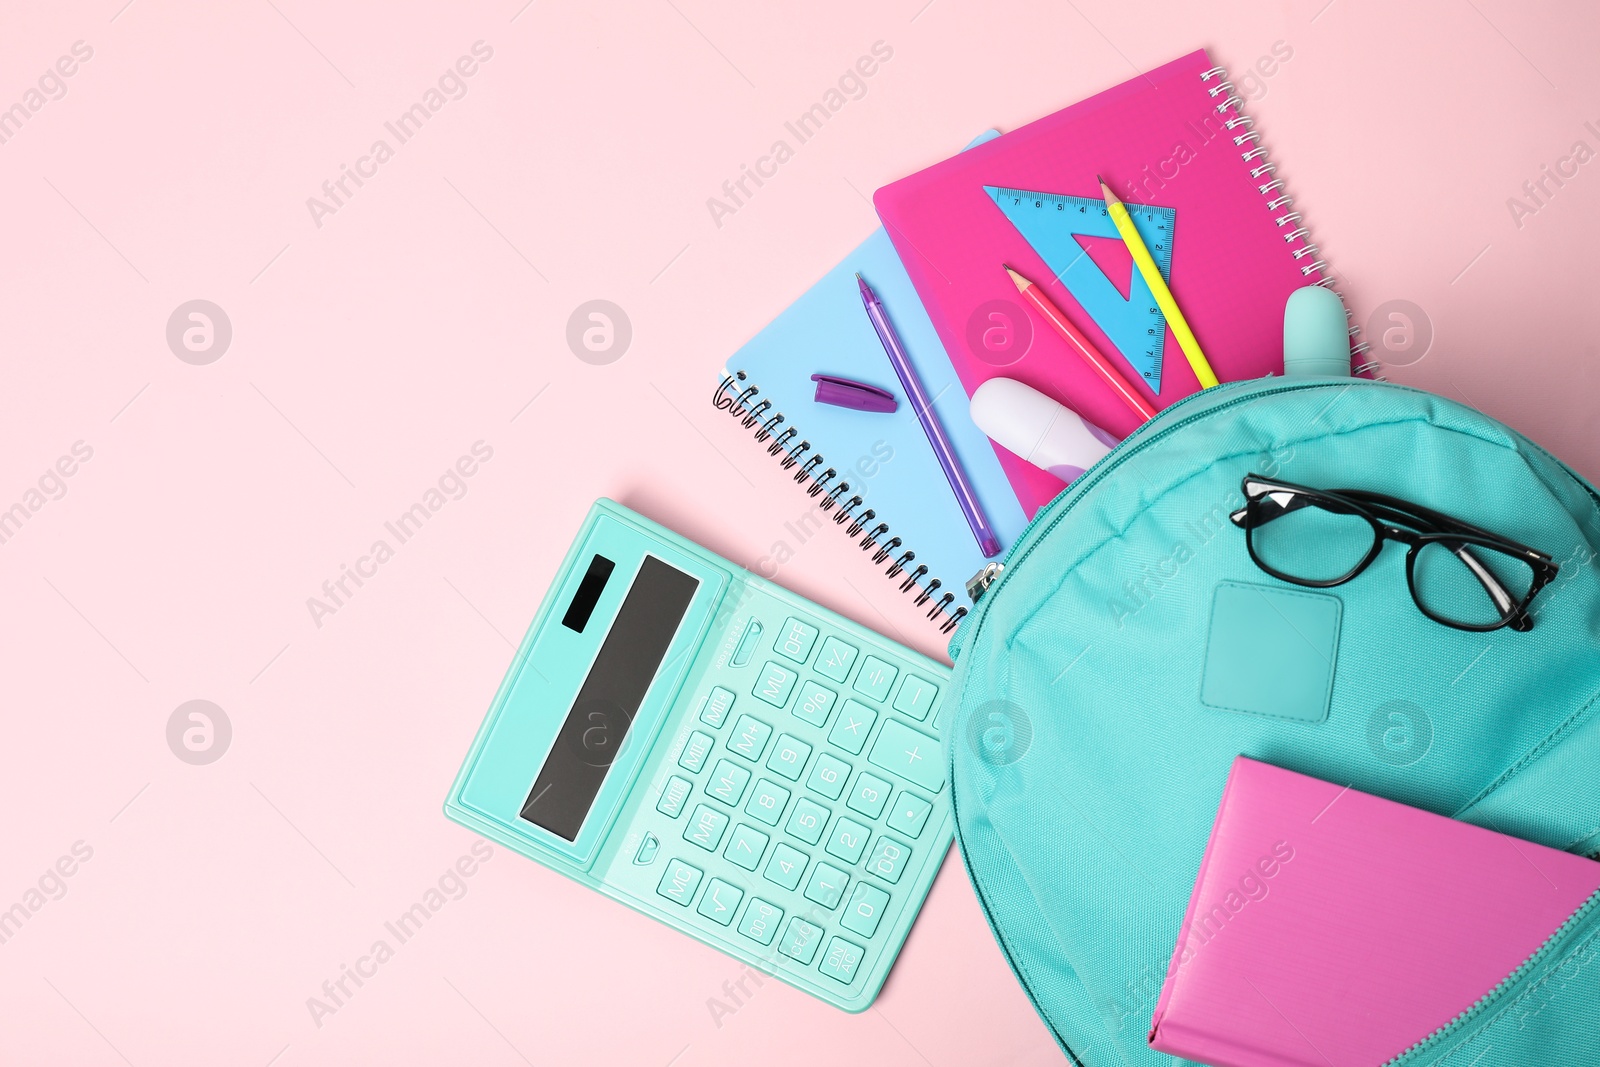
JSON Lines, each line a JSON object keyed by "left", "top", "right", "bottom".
{"left": 706, "top": 759, "right": 752, "bottom": 807}
{"left": 852, "top": 656, "right": 899, "bottom": 703}
{"left": 845, "top": 772, "right": 893, "bottom": 820}
{"left": 775, "top": 617, "right": 819, "bottom": 664}
{"left": 699, "top": 686, "right": 736, "bottom": 729}
{"left": 827, "top": 700, "right": 878, "bottom": 755}
{"left": 737, "top": 898, "right": 784, "bottom": 946}
{"left": 785, "top": 797, "right": 830, "bottom": 845}
{"left": 868, "top": 836, "right": 913, "bottom": 885}
{"left": 866, "top": 719, "right": 943, "bottom": 792}
{"left": 891, "top": 674, "right": 940, "bottom": 722}
{"left": 745, "top": 779, "right": 792, "bottom": 827}
{"left": 728, "top": 714, "right": 774, "bottom": 762}
{"left": 806, "top": 753, "right": 851, "bottom": 800}
{"left": 778, "top": 917, "right": 824, "bottom": 965}
{"left": 731, "top": 618, "right": 764, "bottom": 668}
{"left": 655, "top": 859, "right": 703, "bottom": 906}
{"left": 886, "top": 791, "right": 933, "bottom": 838}
{"left": 825, "top": 816, "right": 871, "bottom": 865}
{"left": 656, "top": 775, "right": 693, "bottom": 819}
{"left": 678, "top": 731, "right": 715, "bottom": 774}
{"left": 724, "top": 824, "right": 770, "bottom": 872}
{"left": 765, "top": 733, "right": 813, "bottom": 782}
{"left": 819, "top": 936, "right": 864, "bottom": 984}
{"left": 841, "top": 883, "right": 890, "bottom": 938}
{"left": 696, "top": 878, "right": 744, "bottom": 926}
{"left": 763, "top": 842, "right": 808, "bottom": 891}
{"left": 803, "top": 861, "right": 850, "bottom": 910}
{"left": 684, "top": 804, "right": 730, "bottom": 852}
{"left": 815, "top": 637, "right": 858, "bottom": 683}
{"left": 752, "top": 662, "right": 797, "bottom": 709}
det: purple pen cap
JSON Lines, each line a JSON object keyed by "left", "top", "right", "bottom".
{"left": 811, "top": 374, "right": 898, "bottom": 413}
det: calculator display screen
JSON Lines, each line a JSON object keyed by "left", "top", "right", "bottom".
{"left": 521, "top": 555, "right": 700, "bottom": 840}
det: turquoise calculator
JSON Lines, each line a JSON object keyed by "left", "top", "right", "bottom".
{"left": 445, "top": 500, "right": 953, "bottom": 1010}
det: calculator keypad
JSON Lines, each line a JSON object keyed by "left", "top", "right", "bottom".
{"left": 640, "top": 603, "right": 947, "bottom": 998}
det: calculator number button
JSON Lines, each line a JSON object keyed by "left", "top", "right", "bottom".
{"left": 724, "top": 824, "right": 770, "bottom": 872}
{"left": 745, "top": 780, "right": 792, "bottom": 827}
{"left": 892, "top": 674, "right": 940, "bottom": 722}
{"left": 655, "top": 859, "right": 703, "bottom": 906}
{"left": 841, "top": 883, "right": 890, "bottom": 938}
{"left": 752, "top": 662, "right": 797, "bottom": 709}
{"left": 766, "top": 733, "right": 812, "bottom": 781}
{"left": 763, "top": 842, "right": 808, "bottom": 891}
{"left": 806, "top": 753, "right": 851, "bottom": 801}
{"left": 815, "top": 637, "right": 858, "bottom": 683}
{"left": 825, "top": 816, "right": 872, "bottom": 865}
{"left": 738, "top": 898, "right": 784, "bottom": 946}
{"left": 845, "top": 772, "right": 893, "bottom": 820}
{"left": 887, "top": 790, "right": 933, "bottom": 838}
{"left": 785, "top": 797, "right": 830, "bottom": 846}
{"left": 866, "top": 719, "right": 943, "bottom": 792}
{"left": 684, "top": 804, "right": 729, "bottom": 852}
{"left": 868, "top": 836, "right": 913, "bottom": 885}
{"left": 827, "top": 700, "right": 878, "bottom": 756}
{"left": 775, "top": 617, "right": 819, "bottom": 664}
{"left": 696, "top": 877, "right": 744, "bottom": 926}
{"left": 804, "top": 861, "right": 850, "bottom": 910}
{"left": 699, "top": 686, "right": 736, "bottom": 729}
{"left": 793, "top": 683, "right": 837, "bottom": 728}
{"left": 778, "top": 917, "right": 824, "bottom": 964}
{"left": 678, "top": 730, "right": 715, "bottom": 774}
{"left": 656, "top": 775, "right": 692, "bottom": 819}
{"left": 728, "top": 714, "right": 774, "bottom": 761}
{"left": 706, "top": 759, "right": 752, "bottom": 806}
{"left": 852, "top": 655, "right": 899, "bottom": 703}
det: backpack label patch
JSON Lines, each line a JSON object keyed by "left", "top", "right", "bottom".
{"left": 1200, "top": 581, "right": 1341, "bottom": 723}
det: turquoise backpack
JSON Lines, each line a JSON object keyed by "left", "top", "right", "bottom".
{"left": 943, "top": 377, "right": 1600, "bottom": 1066}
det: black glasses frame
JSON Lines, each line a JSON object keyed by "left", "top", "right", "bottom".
{"left": 1228, "top": 474, "right": 1560, "bottom": 633}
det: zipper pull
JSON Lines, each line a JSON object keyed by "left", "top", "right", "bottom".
{"left": 966, "top": 562, "right": 1005, "bottom": 604}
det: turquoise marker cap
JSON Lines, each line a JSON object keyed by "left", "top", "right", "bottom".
{"left": 1283, "top": 285, "right": 1352, "bottom": 377}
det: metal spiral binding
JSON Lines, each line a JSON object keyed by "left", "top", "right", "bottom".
{"left": 713, "top": 370, "right": 967, "bottom": 633}
{"left": 1200, "top": 65, "right": 1380, "bottom": 379}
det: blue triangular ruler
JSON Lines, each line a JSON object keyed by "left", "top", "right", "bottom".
{"left": 986, "top": 185, "right": 1176, "bottom": 393}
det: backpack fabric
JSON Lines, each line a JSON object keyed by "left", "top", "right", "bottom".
{"left": 942, "top": 377, "right": 1600, "bottom": 1066}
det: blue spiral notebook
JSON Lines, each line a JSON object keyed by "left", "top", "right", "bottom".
{"left": 713, "top": 134, "right": 1027, "bottom": 636}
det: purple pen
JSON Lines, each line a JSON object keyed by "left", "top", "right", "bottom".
{"left": 856, "top": 273, "right": 1003, "bottom": 558}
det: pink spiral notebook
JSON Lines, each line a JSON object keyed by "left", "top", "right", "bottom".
{"left": 874, "top": 49, "right": 1363, "bottom": 516}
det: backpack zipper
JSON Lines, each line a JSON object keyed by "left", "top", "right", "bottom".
{"left": 1381, "top": 884, "right": 1600, "bottom": 1066}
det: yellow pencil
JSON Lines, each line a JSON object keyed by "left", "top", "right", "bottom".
{"left": 1098, "top": 176, "right": 1219, "bottom": 389}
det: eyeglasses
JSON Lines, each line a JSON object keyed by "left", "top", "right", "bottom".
{"left": 1229, "top": 474, "right": 1559, "bottom": 632}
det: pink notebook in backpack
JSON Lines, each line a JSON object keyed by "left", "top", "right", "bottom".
{"left": 874, "top": 49, "right": 1359, "bottom": 516}
{"left": 1149, "top": 756, "right": 1600, "bottom": 1067}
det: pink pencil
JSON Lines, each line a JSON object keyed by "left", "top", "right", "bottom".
{"left": 1004, "top": 264, "right": 1157, "bottom": 423}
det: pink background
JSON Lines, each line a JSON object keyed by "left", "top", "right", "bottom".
{"left": 1, "top": 1, "right": 1596, "bottom": 1064}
